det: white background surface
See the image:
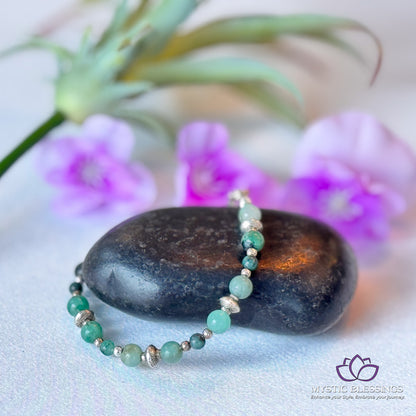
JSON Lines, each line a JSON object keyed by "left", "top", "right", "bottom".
{"left": 0, "top": 1, "right": 415, "bottom": 415}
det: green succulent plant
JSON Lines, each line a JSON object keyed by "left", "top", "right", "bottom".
{"left": 0, "top": 0, "right": 381, "bottom": 177}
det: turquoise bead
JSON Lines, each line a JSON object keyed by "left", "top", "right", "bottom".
{"left": 229, "top": 275, "right": 253, "bottom": 299}
{"left": 81, "top": 321, "right": 103, "bottom": 343}
{"left": 160, "top": 341, "right": 183, "bottom": 364}
{"left": 190, "top": 333, "right": 205, "bottom": 350}
{"left": 67, "top": 295, "right": 89, "bottom": 316}
{"left": 238, "top": 203, "right": 262, "bottom": 222}
{"left": 241, "top": 230, "right": 265, "bottom": 251}
{"left": 100, "top": 340, "right": 115, "bottom": 356}
{"left": 242, "top": 255, "right": 258, "bottom": 271}
{"left": 207, "top": 309, "right": 231, "bottom": 334}
{"left": 121, "top": 344, "right": 142, "bottom": 367}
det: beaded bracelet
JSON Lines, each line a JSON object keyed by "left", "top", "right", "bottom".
{"left": 66, "top": 190, "right": 264, "bottom": 368}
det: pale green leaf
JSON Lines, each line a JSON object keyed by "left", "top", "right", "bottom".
{"left": 158, "top": 14, "right": 381, "bottom": 83}
{"left": 122, "top": 0, "right": 200, "bottom": 55}
{"left": 232, "top": 82, "right": 305, "bottom": 127}
{"left": 0, "top": 38, "right": 73, "bottom": 62}
{"left": 129, "top": 57, "right": 302, "bottom": 104}
{"left": 109, "top": 108, "right": 175, "bottom": 144}
{"left": 96, "top": 0, "right": 130, "bottom": 48}
{"left": 102, "top": 81, "right": 153, "bottom": 101}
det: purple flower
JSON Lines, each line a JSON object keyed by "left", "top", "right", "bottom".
{"left": 176, "top": 122, "right": 280, "bottom": 207}
{"left": 336, "top": 355, "right": 379, "bottom": 382}
{"left": 292, "top": 112, "right": 416, "bottom": 216}
{"left": 279, "top": 174, "right": 389, "bottom": 243}
{"left": 279, "top": 112, "right": 416, "bottom": 247}
{"left": 39, "top": 115, "right": 156, "bottom": 216}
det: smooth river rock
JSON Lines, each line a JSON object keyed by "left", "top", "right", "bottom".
{"left": 82, "top": 207, "right": 357, "bottom": 335}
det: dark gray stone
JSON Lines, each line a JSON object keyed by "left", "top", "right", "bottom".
{"left": 82, "top": 207, "right": 357, "bottom": 335}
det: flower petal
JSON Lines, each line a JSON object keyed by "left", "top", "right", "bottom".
{"left": 176, "top": 121, "right": 280, "bottom": 208}
{"left": 52, "top": 190, "right": 105, "bottom": 216}
{"left": 357, "top": 364, "right": 379, "bottom": 381}
{"left": 177, "top": 121, "right": 228, "bottom": 162}
{"left": 293, "top": 112, "right": 416, "bottom": 208}
{"left": 336, "top": 365, "right": 356, "bottom": 382}
{"left": 82, "top": 114, "right": 135, "bottom": 161}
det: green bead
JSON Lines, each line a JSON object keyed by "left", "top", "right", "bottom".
{"left": 100, "top": 340, "right": 115, "bottom": 356}
{"left": 81, "top": 321, "right": 103, "bottom": 343}
{"left": 67, "top": 295, "right": 89, "bottom": 316}
{"left": 160, "top": 341, "right": 183, "bottom": 364}
{"left": 207, "top": 309, "right": 231, "bottom": 334}
{"left": 121, "top": 344, "right": 142, "bottom": 367}
{"left": 238, "top": 203, "right": 261, "bottom": 222}
{"left": 241, "top": 230, "right": 265, "bottom": 251}
{"left": 229, "top": 275, "right": 253, "bottom": 299}
{"left": 242, "top": 255, "right": 258, "bottom": 271}
{"left": 190, "top": 333, "right": 206, "bottom": 350}
{"left": 69, "top": 282, "right": 82, "bottom": 294}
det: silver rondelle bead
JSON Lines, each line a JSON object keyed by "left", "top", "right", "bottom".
{"left": 228, "top": 189, "right": 250, "bottom": 207}
{"left": 219, "top": 296, "right": 240, "bottom": 314}
{"left": 72, "top": 290, "right": 82, "bottom": 296}
{"left": 74, "top": 309, "right": 95, "bottom": 327}
{"left": 241, "top": 268, "right": 251, "bottom": 278}
{"left": 246, "top": 248, "right": 258, "bottom": 257}
{"left": 239, "top": 196, "right": 252, "bottom": 208}
{"left": 181, "top": 341, "right": 191, "bottom": 351}
{"left": 94, "top": 337, "right": 103, "bottom": 347}
{"left": 113, "top": 346, "right": 123, "bottom": 357}
{"left": 202, "top": 328, "right": 213, "bottom": 339}
{"left": 144, "top": 345, "right": 160, "bottom": 368}
{"left": 240, "top": 218, "right": 263, "bottom": 233}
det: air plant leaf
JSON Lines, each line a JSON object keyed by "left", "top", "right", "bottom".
{"left": 232, "top": 82, "right": 305, "bottom": 127}
{"left": 109, "top": 108, "right": 176, "bottom": 144}
{"left": 156, "top": 14, "right": 381, "bottom": 83}
{"left": 96, "top": 0, "right": 131, "bottom": 47}
{"left": 0, "top": 38, "right": 74, "bottom": 72}
{"left": 120, "top": 0, "right": 200, "bottom": 59}
{"left": 127, "top": 57, "right": 302, "bottom": 104}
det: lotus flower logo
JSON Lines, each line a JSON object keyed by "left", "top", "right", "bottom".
{"left": 336, "top": 354, "right": 379, "bottom": 382}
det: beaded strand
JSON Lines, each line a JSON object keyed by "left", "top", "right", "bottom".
{"left": 66, "top": 190, "right": 264, "bottom": 368}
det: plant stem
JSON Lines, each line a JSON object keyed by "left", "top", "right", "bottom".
{"left": 0, "top": 111, "right": 65, "bottom": 178}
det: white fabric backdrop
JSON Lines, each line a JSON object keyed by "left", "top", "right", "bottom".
{"left": 0, "top": 1, "right": 415, "bottom": 415}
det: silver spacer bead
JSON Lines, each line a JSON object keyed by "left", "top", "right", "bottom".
{"left": 113, "top": 346, "right": 123, "bottom": 357}
{"left": 74, "top": 309, "right": 95, "bottom": 327}
{"left": 246, "top": 248, "right": 258, "bottom": 257}
{"left": 94, "top": 337, "right": 103, "bottom": 347}
{"left": 74, "top": 263, "right": 84, "bottom": 282}
{"left": 181, "top": 341, "right": 191, "bottom": 351}
{"left": 202, "top": 328, "right": 213, "bottom": 339}
{"left": 219, "top": 296, "right": 240, "bottom": 314}
{"left": 239, "top": 196, "right": 252, "bottom": 208}
{"left": 241, "top": 268, "right": 251, "bottom": 278}
{"left": 72, "top": 290, "right": 82, "bottom": 296}
{"left": 240, "top": 218, "right": 263, "bottom": 233}
{"left": 229, "top": 294, "right": 239, "bottom": 301}
{"left": 143, "top": 345, "right": 160, "bottom": 368}
{"left": 228, "top": 189, "right": 250, "bottom": 207}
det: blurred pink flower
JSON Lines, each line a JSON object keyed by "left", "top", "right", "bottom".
{"left": 279, "top": 174, "right": 389, "bottom": 243}
{"left": 292, "top": 112, "right": 416, "bottom": 216}
{"left": 279, "top": 112, "right": 416, "bottom": 247}
{"left": 176, "top": 121, "right": 280, "bottom": 207}
{"left": 39, "top": 115, "right": 156, "bottom": 216}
